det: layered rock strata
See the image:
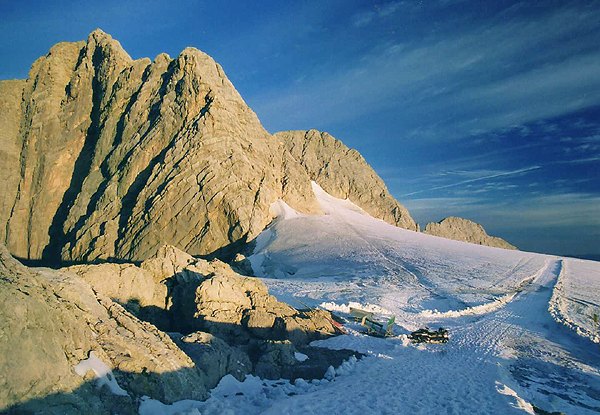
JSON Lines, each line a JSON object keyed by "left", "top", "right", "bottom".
{"left": 276, "top": 130, "right": 417, "bottom": 231}
{"left": 0, "top": 30, "right": 417, "bottom": 264}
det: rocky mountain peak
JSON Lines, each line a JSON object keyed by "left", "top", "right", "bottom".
{"left": 276, "top": 129, "right": 418, "bottom": 231}
{"left": 86, "top": 28, "right": 131, "bottom": 59}
{"left": 424, "top": 216, "right": 516, "bottom": 250}
{"left": 0, "top": 30, "right": 510, "bottom": 264}
{"left": 0, "top": 31, "right": 315, "bottom": 263}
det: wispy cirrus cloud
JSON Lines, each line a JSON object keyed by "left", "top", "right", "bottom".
{"left": 351, "top": 1, "right": 402, "bottom": 27}
{"left": 401, "top": 166, "right": 542, "bottom": 197}
{"left": 253, "top": 2, "right": 600, "bottom": 142}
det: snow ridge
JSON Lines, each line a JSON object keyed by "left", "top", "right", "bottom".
{"left": 548, "top": 259, "right": 600, "bottom": 344}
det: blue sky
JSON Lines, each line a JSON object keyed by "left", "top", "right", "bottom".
{"left": 1, "top": 0, "right": 599, "bottom": 257}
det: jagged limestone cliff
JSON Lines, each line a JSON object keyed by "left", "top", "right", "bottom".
{"left": 276, "top": 130, "right": 417, "bottom": 231}
{"left": 424, "top": 217, "right": 516, "bottom": 250}
{"left": 0, "top": 29, "right": 417, "bottom": 264}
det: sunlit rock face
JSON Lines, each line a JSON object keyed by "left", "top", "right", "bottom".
{"left": 0, "top": 243, "right": 345, "bottom": 412}
{"left": 424, "top": 216, "right": 517, "bottom": 249}
{"left": 0, "top": 244, "right": 208, "bottom": 413}
{"left": 0, "top": 30, "right": 421, "bottom": 264}
{"left": 0, "top": 30, "right": 320, "bottom": 263}
{"left": 276, "top": 129, "right": 418, "bottom": 232}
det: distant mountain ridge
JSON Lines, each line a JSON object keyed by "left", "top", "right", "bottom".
{"left": 0, "top": 30, "right": 514, "bottom": 264}
{"left": 424, "top": 217, "right": 517, "bottom": 250}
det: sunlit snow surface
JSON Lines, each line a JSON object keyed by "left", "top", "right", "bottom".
{"left": 142, "top": 183, "right": 600, "bottom": 414}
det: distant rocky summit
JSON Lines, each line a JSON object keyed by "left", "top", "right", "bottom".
{"left": 0, "top": 29, "right": 415, "bottom": 264}
{"left": 424, "top": 217, "right": 517, "bottom": 250}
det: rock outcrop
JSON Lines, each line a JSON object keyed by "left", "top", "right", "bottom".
{"left": 193, "top": 268, "right": 339, "bottom": 346}
{"left": 0, "top": 29, "right": 419, "bottom": 264}
{"left": 0, "top": 244, "right": 208, "bottom": 414}
{"left": 0, "top": 243, "right": 351, "bottom": 412}
{"left": 276, "top": 130, "right": 417, "bottom": 231}
{"left": 424, "top": 217, "right": 517, "bottom": 250}
{"left": 69, "top": 244, "right": 340, "bottom": 343}
{"left": 0, "top": 29, "right": 319, "bottom": 263}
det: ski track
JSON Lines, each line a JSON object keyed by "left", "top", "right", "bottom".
{"left": 263, "top": 258, "right": 600, "bottom": 415}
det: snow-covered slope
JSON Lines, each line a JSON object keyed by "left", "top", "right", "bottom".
{"left": 143, "top": 183, "right": 600, "bottom": 414}
{"left": 248, "top": 183, "right": 600, "bottom": 414}
{"left": 250, "top": 183, "right": 549, "bottom": 325}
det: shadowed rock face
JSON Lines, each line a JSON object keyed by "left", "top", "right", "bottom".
{"left": 0, "top": 29, "right": 420, "bottom": 264}
{"left": 424, "top": 217, "right": 517, "bottom": 250}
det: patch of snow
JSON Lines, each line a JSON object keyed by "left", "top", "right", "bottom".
{"left": 138, "top": 397, "right": 203, "bottom": 415}
{"left": 211, "top": 374, "right": 264, "bottom": 398}
{"left": 74, "top": 351, "right": 128, "bottom": 396}
{"left": 294, "top": 352, "right": 309, "bottom": 362}
{"left": 138, "top": 356, "right": 360, "bottom": 415}
{"left": 310, "top": 181, "right": 368, "bottom": 216}
{"left": 269, "top": 199, "right": 304, "bottom": 220}
{"left": 323, "top": 365, "right": 336, "bottom": 381}
{"left": 496, "top": 382, "right": 535, "bottom": 414}
{"left": 319, "top": 301, "right": 393, "bottom": 316}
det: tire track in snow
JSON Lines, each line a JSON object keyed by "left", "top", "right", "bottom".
{"left": 448, "top": 259, "right": 600, "bottom": 414}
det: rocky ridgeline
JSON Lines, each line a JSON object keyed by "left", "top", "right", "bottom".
{"left": 0, "top": 29, "right": 416, "bottom": 265}
{"left": 276, "top": 130, "right": 416, "bottom": 230}
{"left": 424, "top": 217, "right": 516, "bottom": 250}
{"left": 0, "top": 244, "right": 352, "bottom": 413}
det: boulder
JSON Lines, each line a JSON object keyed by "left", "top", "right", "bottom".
{"left": 0, "top": 244, "right": 208, "bottom": 413}
{"left": 194, "top": 269, "right": 337, "bottom": 346}
{"left": 253, "top": 340, "right": 298, "bottom": 379}
{"left": 176, "top": 331, "right": 252, "bottom": 389}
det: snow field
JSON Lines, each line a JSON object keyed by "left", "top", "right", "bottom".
{"left": 246, "top": 183, "right": 600, "bottom": 414}
{"left": 140, "top": 183, "right": 600, "bottom": 414}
